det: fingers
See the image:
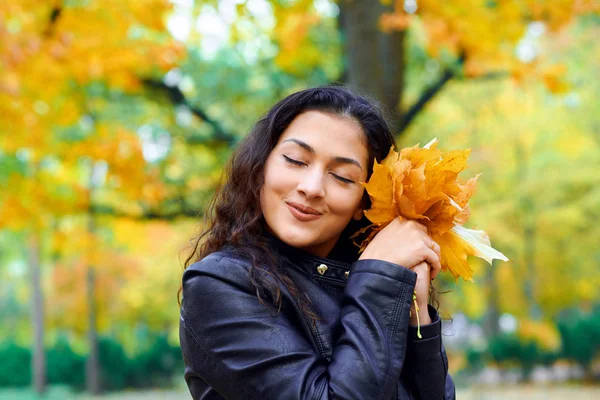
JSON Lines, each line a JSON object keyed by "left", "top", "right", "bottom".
{"left": 423, "top": 246, "right": 442, "bottom": 276}
{"left": 412, "top": 261, "right": 429, "bottom": 276}
{"left": 411, "top": 262, "right": 431, "bottom": 312}
{"left": 418, "top": 234, "right": 441, "bottom": 276}
{"left": 371, "top": 218, "right": 443, "bottom": 277}
{"left": 430, "top": 241, "right": 441, "bottom": 279}
{"left": 419, "top": 233, "right": 441, "bottom": 279}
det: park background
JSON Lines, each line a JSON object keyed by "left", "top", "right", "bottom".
{"left": 1, "top": 0, "right": 599, "bottom": 398}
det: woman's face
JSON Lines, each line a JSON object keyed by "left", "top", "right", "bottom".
{"left": 260, "top": 110, "right": 369, "bottom": 257}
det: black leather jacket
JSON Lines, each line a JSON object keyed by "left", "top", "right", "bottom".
{"left": 179, "top": 237, "right": 456, "bottom": 399}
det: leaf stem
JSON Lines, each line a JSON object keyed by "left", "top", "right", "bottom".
{"left": 412, "top": 290, "right": 422, "bottom": 339}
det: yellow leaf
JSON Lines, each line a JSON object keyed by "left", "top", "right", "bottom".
{"left": 437, "top": 225, "right": 508, "bottom": 281}
{"left": 362, "top": 160, "right": 397, "bottom": 225}
{"left": 436, "top": 229, "right": 476, "bottom": 281}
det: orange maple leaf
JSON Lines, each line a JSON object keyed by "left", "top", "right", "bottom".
{"left": 358, "top": 139, "right": 508, "bottom": 281}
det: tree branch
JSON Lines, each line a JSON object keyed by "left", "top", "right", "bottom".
{"left": 90, "top": 203, "right": 202, "bottom": 221}
{"left": 143, "top": 79, "right": 237, "bottom": 145}
{"left": 397, "top": 54, "right": 465, "bottom": 134}
{"left": 398, "top": 54, "right": 510, "bottom": 134}
{"left": 44, "top": 5, "right": 62, "bottom": 37}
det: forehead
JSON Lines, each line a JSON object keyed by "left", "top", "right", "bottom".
{"left": 277, "top": 111, "right": 368, "bottom": 162}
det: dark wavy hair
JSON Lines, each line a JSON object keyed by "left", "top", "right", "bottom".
{"left": 180, "top": 85, "right": 395, "bottom": 322}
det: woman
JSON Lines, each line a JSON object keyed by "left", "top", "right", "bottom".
{"left": 179, "top": 86, "right": 456, "bottom": 399}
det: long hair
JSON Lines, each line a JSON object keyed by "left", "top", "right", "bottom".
{"left": 180, "top": 85, "right": 395, "bottom": 322}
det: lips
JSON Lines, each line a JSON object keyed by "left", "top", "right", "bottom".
{"left": 286, "top": 202, "right": 323, "bottom": 222}
{"left": 287, "top": 202, "right": 321, "bottom": 215}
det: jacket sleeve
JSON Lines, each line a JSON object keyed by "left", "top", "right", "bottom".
{"left": 179, "top": 254, "right": 417, "bottom": 400}
{"left": 404, "top": 305, "right": 456, "bottom": 400}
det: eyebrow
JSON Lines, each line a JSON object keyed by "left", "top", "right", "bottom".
{"left": 282, "top": 138, "right": 363, "bottom": 171}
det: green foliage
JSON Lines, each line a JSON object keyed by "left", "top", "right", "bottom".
{"left": 556, "top": 306, "right": 600, "bottom": 369}
{"left": 0, "top": 342, "right": 30, "bottom": 387}
{"left": 97, "top": 337, "right": 130, "bottom": 391}
{"left": 464, "top": 346, "right": 485, "bottom": 372}
{"left": 0, "top": 336, "right": 181, "bottom": 390}
{"left": 46, "top": 337, "right": 85, "bottom": 388}
{"left": 127, "top": 335, "right": 182, "bottom": 388}
{"left": 488, "top": 334, "right": 541, "bottom": 377}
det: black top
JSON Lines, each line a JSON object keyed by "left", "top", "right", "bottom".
{"left": 179, "top": 235, "right": 456, "bottom": 399}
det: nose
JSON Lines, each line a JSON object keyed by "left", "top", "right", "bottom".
{"left": 297, "top": 168, "right": 325, "bottom": 199}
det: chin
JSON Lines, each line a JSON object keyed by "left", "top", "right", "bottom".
{"left": 277, "top": 228, "right": 319, "bottom": 249}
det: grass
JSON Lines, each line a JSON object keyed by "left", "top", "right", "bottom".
{"left": 1, "top": 385, "right": 600, "bottom": 399}
{"left": 457, "top": 385, "right": 600, "bottom": 400}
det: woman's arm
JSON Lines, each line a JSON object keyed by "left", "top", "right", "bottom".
{"left": 404, "top": 305, "right": 456, "bottom": 400}
{"left": 179, "top": 253, "right": 417, "bottom": 400}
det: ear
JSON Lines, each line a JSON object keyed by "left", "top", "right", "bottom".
{"left": 353, "top": 195, "right": 367, "bottom": 220}
{"left": 352, "top": 201, "right": 366, "bottom": 220}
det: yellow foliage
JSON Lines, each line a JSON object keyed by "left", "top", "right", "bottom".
{"left": 272, "top": 0, "right": 323, "bottom": 75}
{"left": 47, "top": 219, "right": 143, "bottom": 334}
{"left": 379, "top": 12, "right": 412, "bottom": 33}
{"left": 107, "top": 218, "right": 196, "bottom": 330}
{"left": 380, "top": 0, "right": 593, "bottom": 83}
{"left": 518, "top": 319, "right": 561, "bottom": 351}
{"left": 0, "top": 0, "right": 185, "bottom": 228}
{"left": 496, "top": 262, "right": 527, "bottom": 316}
{"left": 0, "top": 0, "right": 183, "bottom": 153}
{"left": 541, "top": 64, "right": 571, "bottom": 94}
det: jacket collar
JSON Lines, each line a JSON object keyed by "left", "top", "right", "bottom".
{"left": 263, "top": 232, "right": 353, "bottom": 278}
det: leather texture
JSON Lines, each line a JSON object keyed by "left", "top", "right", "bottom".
{"left": 179, "top": 237, "right": 456, "bottom": 400}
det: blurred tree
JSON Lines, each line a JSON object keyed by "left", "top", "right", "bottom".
{"left": 0, "top": 0, "right": 182, "bottom": 393}
{"left": 344, "top": 0, "right": 600, "bottom": 131}
{"left": 220, "top": 0, "right": 597, "bottom": 133}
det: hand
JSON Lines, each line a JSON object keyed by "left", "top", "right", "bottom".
{"left": 359, "top": 219, "right": 442, "bottom": 276}
{"left": 358, "top": 219, "right": 441, "bottom": 326}
{"left": 409, "top": 262, "right": 432, "bottom": 326}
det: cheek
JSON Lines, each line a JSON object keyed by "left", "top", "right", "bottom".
{"left": 262, "top": 159, "right": 290, "bottom": 199}
{"left": 262, "top": 170, "right": 278, "bottom": 198}
{"left": 327, "top": 186, "right": 364, "bottom": 216}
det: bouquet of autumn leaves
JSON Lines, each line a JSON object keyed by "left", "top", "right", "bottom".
{"left": 355, "top": 139, "right": 508, "bottom": 282}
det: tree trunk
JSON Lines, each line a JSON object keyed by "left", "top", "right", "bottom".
{"left": 29, "top": 233, "right": 46, "bottom": 394}
{"left": 523, "top": 216, "right": 540, "bottom": 319}
{"left": 85, "top": 164, "right": 101, "bottom": 394}
{"left": 470, "top": 124, "right": 500, "bottom": 337}
{"left": 85, "top": 263, "right": 100, "bottom": 394}
{"left": 483, "top": 263, "right": 500, "bottom": 336}
{"left": 338, "top": 0, "right": 406, "bottom": 132}
{"left": 515, "top": 141, "right": 540, "bottom": 319}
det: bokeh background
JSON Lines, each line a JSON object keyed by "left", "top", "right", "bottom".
{"left": 1, "top": 0, "right": 599, "bottom": 398}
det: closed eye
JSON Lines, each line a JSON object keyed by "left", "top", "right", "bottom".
{"left": 283, "top": 155, "right": 354, "bottom": 183}
{"left": 330, "top": 173, "right": 354, "bottom": 184}
{"left": 282, "top": 154, "right": 306, "bottom": 166}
